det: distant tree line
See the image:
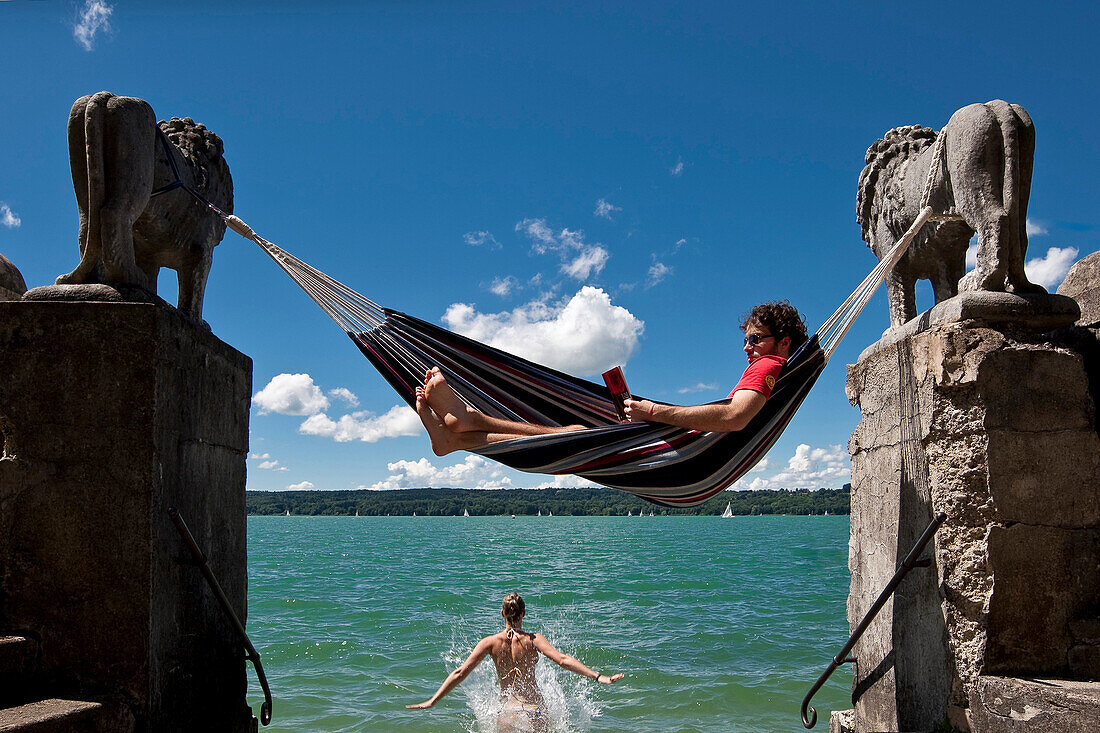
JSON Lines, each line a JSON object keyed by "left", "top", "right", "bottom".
{"left": 247, "top": 485, "right": 850, "bottom": 517}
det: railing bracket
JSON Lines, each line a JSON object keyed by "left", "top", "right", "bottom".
{"left": 800, "top": 512, "right": 947, "bottom": 728}
{"left": 168, "top": 507, "right": 273, "bottom": 726}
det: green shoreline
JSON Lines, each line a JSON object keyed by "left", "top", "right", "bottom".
{"left": 247, "top": 485, "right": 850, "bottom": 517}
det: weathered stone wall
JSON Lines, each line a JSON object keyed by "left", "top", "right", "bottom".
{"left": 844, "top": 293, "right": 1099, "bottom": 732}
{"left": 0, "top": 301, "right": 254, "bottom": 731}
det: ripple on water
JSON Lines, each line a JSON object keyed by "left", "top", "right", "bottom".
{"left": 247, "top": 515, "right": 852, "bottom": 732}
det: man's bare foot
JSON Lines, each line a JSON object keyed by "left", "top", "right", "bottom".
{"left": 415, "top": 387, "right": 463, "bottom": 456}
{"left": 423, "top": 367, "right": 483, "bottom": 432}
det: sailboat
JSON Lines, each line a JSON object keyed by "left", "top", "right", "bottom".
{"left": 463, "top": 508, "right": 470, "bottom": 517}
{"left": 721, "top": 502, "right": 733, "bottom": 518}
{"left": 548, "top": 510, "right": 553, "bottom": 517}
{"left": 284, "top": 509, "right": 290, "bottom": 517}
{"left": 627, "top": 510, "right": 633, "bottom": 517}
{"left": 537, "top": 509, "right": 541, "bottom": 517}
{"left": 355, "top": 510, "right": 359, "bottom": 517}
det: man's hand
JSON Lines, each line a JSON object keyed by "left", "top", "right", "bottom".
{"left": 622, "top": 398, "right": 655, "bottom": 423}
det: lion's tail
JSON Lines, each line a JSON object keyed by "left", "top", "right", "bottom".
{"left": 82, "top": 91, "right": 112, "bottom": 276}
{"left": 988, "top": 101, "right": 1036, "bottom": 245}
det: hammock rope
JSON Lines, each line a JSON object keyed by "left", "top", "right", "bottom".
{"left": 191, "top": 125, "right": 959, "bottom": 505}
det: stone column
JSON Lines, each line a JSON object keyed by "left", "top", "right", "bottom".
{"left": 0, "top": 301, "right": 255, "bottom": 731}
{"left": 844, "top": 293, "right": 1097, "bottom": 732}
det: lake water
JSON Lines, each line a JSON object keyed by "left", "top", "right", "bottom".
{"left": 246, "top": 515, "right": 853, "bottom": 732}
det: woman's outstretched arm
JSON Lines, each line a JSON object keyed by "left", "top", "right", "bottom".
{"left": 532, "top": 634, "right": 623, "bottom": 684}
{"left": 406, "top": 636, "right": 493, "bottom": 709}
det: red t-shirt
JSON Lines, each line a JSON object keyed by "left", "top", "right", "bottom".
{"left": 727, "top": 355, "right": 786, "bottom": 400}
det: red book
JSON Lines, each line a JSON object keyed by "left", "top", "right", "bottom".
{"left": 602, "top": 366, "right": 631, "bottom": 421}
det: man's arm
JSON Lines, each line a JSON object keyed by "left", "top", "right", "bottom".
{"left": 623, "top": 389, "right": 766, "bottom": 432}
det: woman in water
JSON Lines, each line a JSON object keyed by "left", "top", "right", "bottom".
{"left": 406, "top": 592, "right": 624, "bottom": 732}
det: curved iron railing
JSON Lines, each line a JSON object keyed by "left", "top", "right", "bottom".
{"left": 800, "top": 512, "right": 947, "bottom": 728}
{"left": 168, "top": 507, "right": 273, "bottom": 726}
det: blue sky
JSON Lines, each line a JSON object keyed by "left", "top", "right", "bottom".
{"left": 2, "top": 1, "right": 1096, "bottom": 492}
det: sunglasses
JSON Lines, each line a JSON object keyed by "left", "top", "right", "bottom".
{"left": 743, "top": 333, "right": 776, "bottom": 346}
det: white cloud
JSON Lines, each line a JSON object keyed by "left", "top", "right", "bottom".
{"left": 362, "top": 454, "right": 515, "bottom": 490}
{"left": 464, "top": 230, "right": 501, "bottom": 249}
{"left": 73, "top": 0, "right": 112, "bottom": 51}
{"left": 733, "top": 443, "right": 849, "bottom": 490}
{"left": 1025, "top": 246, "right": 1079, "bottom": 289}
{"left": 677, "top": 382, "right": 721, "bottom": 394}
{"left": 515, "top": 219, "right": 610, "bottom": 281}
{"left": 532, "top": 474, "right": 600, "bottom": 489}
{"left": 594, "top": 198, "right": 621, "bottom": 220}
{"left": 489, "top": 276, "right": 518, "bottom": 297}
{"left": 328, "top": 387, "right": 359, "bottom": 407}
{"left": 442, "top": 286, "right": 644, "bottom": 376}
{"left": 1025, "top": 219, "right": 1048, "bottom": 236}
{"left": 515, "top": 218, "right": 557, "bottom": 253}
{"left": 253, "top": 373, "right": 329, "bottom": 416}
{"left": 647, "top": 261, "right": 672, "bottom": 288}
{"left": 965, "top": 242, "right": 978, "bottom": 270}
{"left": 562, "top": 246, "right": 610, "bottom": 280}
{"left": 287, "top": 481, "right": 315, "bottom": 491}
{"left": 670, "top": 158, "right": 685, "bottom": 177}
{"left": 0, "top": 204, "right": 21, "bottom": 228}
{"left": 674, "top": 238, "right": 687, "bottom": 252}
{"left": 299, "top": 404, "right": 421, "bottom": 443}
{"left": 250, "top": 452, "right": 288, "bottom": 471}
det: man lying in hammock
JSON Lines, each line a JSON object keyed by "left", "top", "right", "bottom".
{"left": 414, "top": 301, "right": 807, "bottom": 455}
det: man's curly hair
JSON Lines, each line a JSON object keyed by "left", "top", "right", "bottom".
{"left": 740, "top": 301, "right": 807, "bottom": 350}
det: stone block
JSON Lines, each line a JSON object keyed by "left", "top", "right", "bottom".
{"left": 969, "top": 676, "right": 1100, "bottom": 733}
{"left": 830, "top": 708, "right": 855, "bottom": 733}
{"left": 847, "top": 312, "right": 1100, "bottom": 731}
{"left": 1058, "top": 250, "right": 1100, "bottom": 327}
{"left": 0, "top": 301, "right": 254, "bottom": 731}
{"left": 985, "top": 525, "right": 1100, "bottom": 673}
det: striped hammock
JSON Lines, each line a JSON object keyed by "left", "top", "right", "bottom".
{"left": 222, "top": 207, "right": 940, "bottom": 506}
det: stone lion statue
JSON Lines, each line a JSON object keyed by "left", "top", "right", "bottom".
{"left": 857, "top": 100, "right": 1043, "bottom": 327}
{"left": 57, "top": 91, "right": 232, "bottom": 322}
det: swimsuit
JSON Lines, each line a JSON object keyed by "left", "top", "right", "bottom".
{"left": 499, "top": 694, "right": 549, "bottom": 732}
{"left": 497, "top": 629, "right": 548, "bottom": 732}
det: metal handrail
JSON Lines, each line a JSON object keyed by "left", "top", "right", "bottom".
{"left": 800, "top": 512, "right": 947, "bottom": 728}
{"left": 168, "top": 507, "right": 273, "bottom": 726}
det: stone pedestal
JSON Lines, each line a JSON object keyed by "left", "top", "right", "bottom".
{"left": 969, "top": 677, "right": 1100, "bottom": 732}
{"left": 843, "top": 293, "right": 1099, "bottom": 732}
{"left": 0, "top": 301, "right": 254, "bottom": 731}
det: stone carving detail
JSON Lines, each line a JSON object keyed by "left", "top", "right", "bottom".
{"left": 857, "top": 100, "right": 1043, "bottom": 327}
{"left": 0, "top": 252, "right": 27, "bottom": 301}
{"left": 57, "top": 91, "right": 232, "bottom": 321}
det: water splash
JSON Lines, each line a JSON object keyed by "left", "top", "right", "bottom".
{"left": 443, "top": 622, "right": 596, "bottom": 733}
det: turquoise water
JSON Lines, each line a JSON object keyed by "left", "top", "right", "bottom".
{"left": 246, "top": 515, "right": 853, "bottom": 732}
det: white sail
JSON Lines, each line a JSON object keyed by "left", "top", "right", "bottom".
{"left": 721, "top": 502, "right": 733, "bottom": 518}
{"left": 537, "top": 509, "right": 541, "bottom": 517}
{"left": 628, "top": 510, "right": 633, "bottom": 516}
{"left": 463, "top": 508, "right": 470, "bottom": 517}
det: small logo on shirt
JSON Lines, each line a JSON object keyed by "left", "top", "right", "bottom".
{"left": 765, "top": 375, "right": 776, "bottom": 389}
